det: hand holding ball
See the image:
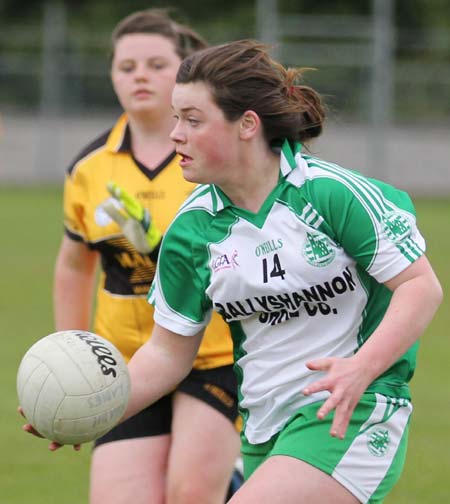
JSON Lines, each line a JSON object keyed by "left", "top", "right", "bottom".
{"left": 17, "top": 330, "right": 130, "bottom": 445}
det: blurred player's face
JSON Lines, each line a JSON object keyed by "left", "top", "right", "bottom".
{"left": 170, "top": 82, "right": 242, "bottom": 186}
{"left": 111, "top": 33, "right": 181, "bottom": 117}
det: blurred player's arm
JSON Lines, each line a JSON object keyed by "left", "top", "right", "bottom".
{"left": 54, "top": 236, "right": 98, "bottom": 330}
{"left": 123, "top": 323, "right": 204, "bottom": 421}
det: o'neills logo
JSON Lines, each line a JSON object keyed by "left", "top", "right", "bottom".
{"left": 75, "top": 332, "right": 118, "bottom": 377}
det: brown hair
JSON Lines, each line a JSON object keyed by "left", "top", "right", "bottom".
{"left": 111, "top": 8, "right": 207, "bottom": 60}
{"left": 176, "top": 39, "right": 325, "bottom": 145}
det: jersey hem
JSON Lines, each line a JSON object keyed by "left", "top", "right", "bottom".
{"left": 366, "top": 381, "right": 411, "bottom": 400}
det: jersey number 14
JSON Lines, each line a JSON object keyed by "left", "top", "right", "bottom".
{"left": 262, "top": 253, "right": 286, "bottom": 283}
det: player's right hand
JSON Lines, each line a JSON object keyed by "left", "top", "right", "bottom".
{"left": 18, "top": 406, "right": 81, "bottom": 451}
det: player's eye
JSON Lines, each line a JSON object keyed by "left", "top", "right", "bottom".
{"left": 118, "top": 63, "right": 135, "bottom": 73}
{"left": 149, "top": 60, "right": 167, "bottom": 71}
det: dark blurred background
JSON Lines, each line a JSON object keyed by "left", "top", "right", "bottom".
{"left": 0, "top": 0, "right": 449, "bottom": 193}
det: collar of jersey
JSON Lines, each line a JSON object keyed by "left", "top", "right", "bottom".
{"left": 211, "top": 140, "right": 302, "bottom": 228}
{"left": 106, "top": 113, "right": 130, "bottom": 153}
{"left": 280, "top": 139, "right": 302, "bottom": 175}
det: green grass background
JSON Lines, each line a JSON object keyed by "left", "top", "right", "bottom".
{"left": 0, "top": 186, "right": 448, "bottom": 503}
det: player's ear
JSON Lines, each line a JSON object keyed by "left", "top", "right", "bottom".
{"left": 239, "top": 110, "right": 260, "bottom": 140}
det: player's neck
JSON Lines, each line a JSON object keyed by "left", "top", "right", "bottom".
{"left": 220, "top": 148, "right": 280, "bottom": 214}
{"left": 127, "top": 114, "right": 175, "bottom": 170}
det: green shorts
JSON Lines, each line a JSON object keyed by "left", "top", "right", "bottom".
{"left": 241, "top": 392, "right": 412, "bottom": 503}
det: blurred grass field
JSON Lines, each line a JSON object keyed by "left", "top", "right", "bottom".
{"left": 0, "top": 186, "right": 448, "bottom": 503}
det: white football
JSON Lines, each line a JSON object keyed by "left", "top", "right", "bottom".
{"left": 17, "top": 330, "right": 130, "bottom": 445}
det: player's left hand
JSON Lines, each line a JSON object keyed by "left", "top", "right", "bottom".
{"left": 18, "top": 406, "right": 81, "bottom": 451}
{"left": 302, "top": 356, "right": 372, "bottom": 439}
{"left": 100, "top": 181, "right": 162, "bottom": 254}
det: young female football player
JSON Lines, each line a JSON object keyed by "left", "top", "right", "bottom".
{"left": 118, "top": 39, "right": 442, "bottom": 503}
{"left": 22, "top": 38, "right": 442, "bottom": 503}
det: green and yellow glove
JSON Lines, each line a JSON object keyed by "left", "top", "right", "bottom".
{"left": 101, "top": 181, "right": 162, "bottom": 254}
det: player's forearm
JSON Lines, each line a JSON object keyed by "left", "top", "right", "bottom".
{"left": 353, "top": 263, "right": 442, "bottom": 382}
{"left": 53, "top": 265, "right": 96, "bottom": 330}
{"left": 123, "top": 324, "right": 202, "bottom": 421}
{"left": 53, "top": 237, "right": 98, "bottom": 331}
{"left": 123, "top": 344, "right": 183, "bottom": 421}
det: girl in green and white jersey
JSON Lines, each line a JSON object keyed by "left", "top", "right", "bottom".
{"left": 89, "top": 40, "right": 444, "bottom": 503}
{"left": 144, "top": 145, "right": 429, "bottom": 502}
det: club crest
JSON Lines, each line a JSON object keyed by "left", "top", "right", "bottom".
{"left": 381, "top": 211, "right": 412, "bottom": 244}
{"left": 302, "top": 232, "right": 336, "bottom": 267}
{"left": 367, "top": 428, "right": 390, "bottom": 457}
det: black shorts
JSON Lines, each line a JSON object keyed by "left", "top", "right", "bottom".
{"left": 94, "top": 365, "right": 238, "bottom": 447}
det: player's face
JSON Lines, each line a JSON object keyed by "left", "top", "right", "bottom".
{"left": 170, "top": 82, "right": 242, "bottom": 186}
{"left": 111, "top": 33, "right": 181, "bottom": 117}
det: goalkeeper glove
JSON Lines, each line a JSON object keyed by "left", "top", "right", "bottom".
{"left": 101, "top": 181, "right": 162, "bottom": 254}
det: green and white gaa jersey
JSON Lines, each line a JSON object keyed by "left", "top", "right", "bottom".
{"left": 149, "top": 140, "right": 425, "bottom": 444}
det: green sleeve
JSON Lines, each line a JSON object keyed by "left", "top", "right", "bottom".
{"left": 304, "top": 173, "right": 420, "bottom": 272}
{"left": 156, "top": 210, "right": 213, "bottom": 324}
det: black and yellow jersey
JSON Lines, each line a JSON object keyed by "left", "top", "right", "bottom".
{"left": 63, "top": 113, "right": 233, "bottom": 369}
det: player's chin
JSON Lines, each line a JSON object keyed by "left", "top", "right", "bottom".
{"left": 180, "top": 166, "right": 202, "bottom": 184}
{"left": 128, "top": 100, "right": 157, "bottom": 115}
